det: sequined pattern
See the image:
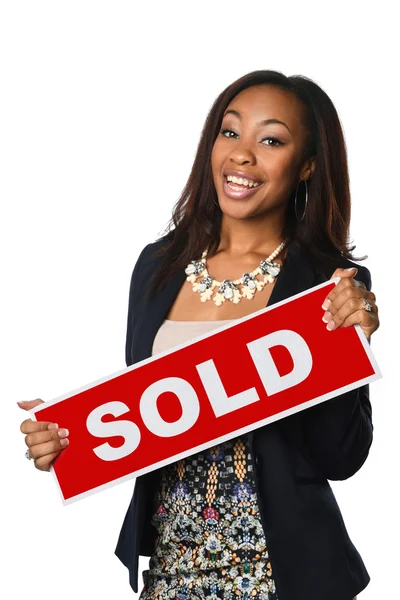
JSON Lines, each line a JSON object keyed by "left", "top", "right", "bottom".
{"left": 139, "top": 434, "right": 278, "bottom": 599}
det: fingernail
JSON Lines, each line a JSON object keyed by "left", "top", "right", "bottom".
{"left": 326, "top": 320, "right": 336, "bottom": 331}
{"left": 322, "top": 298, "right": 331, "bottom": 311}
{"left": 48, "top": 423, "right": 59, "bottom": 430}
{"left": 58, "top": 428, "right": 69, "bottom": 438}
{"left": 344, "top": 267, "right": 358, "bottom": 274}
{"left": 17, "top": 401, "right": 26, "bottom": 404}
{"left": 322, "top": 311, "right": 332, "bottom": 323}
{"left": 60, "top": 438, "right": 69, "bottom": 447}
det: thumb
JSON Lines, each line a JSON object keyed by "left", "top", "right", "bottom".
{"left": 17, "top": 398, "right": 44, "bottom": 411}
{"left": 341, "top": 267, "right": 359, "bottom": 278}
{"left": 331, "top": 266, "right": 358, "bottom": 279}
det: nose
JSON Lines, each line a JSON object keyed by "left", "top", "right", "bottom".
{"left": 228, "top": 138, "right": 257, "bottom": 166}
{"left": 229, "top": 148, "right": 256, "bottom": 166}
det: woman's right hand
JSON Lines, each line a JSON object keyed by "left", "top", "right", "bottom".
{"left": 18, "top": 399, "right": 69, "bottom": 472}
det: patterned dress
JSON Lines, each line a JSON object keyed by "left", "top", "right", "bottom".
{"left": 138, "top": 319, "right": 358, "bottom": 600}
{"left": 139, "top": 434, "right": 279, "bottom": 600}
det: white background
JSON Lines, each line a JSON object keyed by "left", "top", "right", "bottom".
{"left": 1, "top": 1, "right": 397, "bottom": 598}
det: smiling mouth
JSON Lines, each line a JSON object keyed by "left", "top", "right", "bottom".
{"left": 223, "top": 175, "right": 263, "bottom": 190}
{"left": 222, "top": 175, "right": 265, "bottom": 199}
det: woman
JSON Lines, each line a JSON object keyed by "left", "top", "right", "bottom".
{"left": 19, "top": 70, "right": 379, "bottom": 600}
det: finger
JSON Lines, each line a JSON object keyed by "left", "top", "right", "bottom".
{"left": 20, "top": 419, "right": 58, "bottom": 434}
{"left": 323, "top": 287, "right": 377, "bottom": 320}
{"left": 325, "top": 297, "right": 379, "bottom": 332}
{"left": 329, "top": 267, "right": 358, "bottom": 280}
{"left": 34, "top": 450, "right": 63, "bottom": 472}
{"left": 29, "top": 437, "right": 70, "bottom": 461}
{"left": 322, "top": 273, "right": 364, "bottom": 310}
{"left": 25, "top": 427, "right": 69, "bottom": 448}
{"left": 17, "top": 399, "right": 44, "bottom": 410}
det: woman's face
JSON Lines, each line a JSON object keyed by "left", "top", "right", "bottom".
{"left": 211, "top": 84, "right": 315, "bottom": 220}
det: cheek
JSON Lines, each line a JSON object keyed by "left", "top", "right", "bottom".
{"left": 211, "top": 143, "right": 227, "bottom": 182}
{"left": 212, "top": 132, "right": 234, "bottom": 157}
{"left": 211, "top": 139, "right": 224, "bottom": 162}
{"left": 264, "top": 155, "right": 301, "bottom": 195}
{"left": 268, "top": 151, "right": 298, "bottom": 175}
{"left": 210, "top": 149, "right": 219, "bottom": 175}
{"left": 210, "top": 145, "right": 219, "bottom": 174}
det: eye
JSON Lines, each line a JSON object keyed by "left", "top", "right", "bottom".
{"left": 262, "top": 136, "right": 283, "bottom": 147}
{"left": 219, "top": 128, "right": 283, "bottom": 147}
{"left": 220, "top": 128, "right": 237, "bottom": 139}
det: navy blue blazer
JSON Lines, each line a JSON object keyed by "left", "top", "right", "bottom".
{"left": 115, "top": 235, "right": 373, "bottom": 600}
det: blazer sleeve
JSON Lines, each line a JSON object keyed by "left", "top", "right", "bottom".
{"left": 301, "top": 265, "right": 374, "bottom": 481}
{"left": 125, "top": 244, "right": 149, "bottom": 367}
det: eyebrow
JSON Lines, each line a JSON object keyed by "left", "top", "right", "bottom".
{"left": 223, "top": 109, "right": 291, "bottom": 133}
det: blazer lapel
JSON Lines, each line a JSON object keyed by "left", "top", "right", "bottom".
{"left": 132, "top": 269, "right": 187, "bottom": 364}
{"left": 131, "top": 240, "right": 321, "bottom": 365}
{"left": 266, "top": 240, "right": 321, "bottom": 308}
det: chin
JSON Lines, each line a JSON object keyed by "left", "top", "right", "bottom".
{"left": 218, "top": 199, "right": 260, "bottom": 219}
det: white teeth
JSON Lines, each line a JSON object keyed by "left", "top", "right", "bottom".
{"left": 226, "top": 175, "right": 261, "bottom": 188}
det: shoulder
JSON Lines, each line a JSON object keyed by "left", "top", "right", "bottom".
{"left": 137, "top": 232, "right": 172, "bottom": 263}
{"left": 291, "top": 241, "right": 372, "bottom": 291}
{"left": 128, "top": 232, "right": 172, "bottom": 286}
{"left": 310, "top": 250, "right": 372, "bottom": 292}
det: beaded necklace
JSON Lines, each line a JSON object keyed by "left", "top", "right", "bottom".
{"left": 184, "top": 239, "right": 287, "bottom": 306}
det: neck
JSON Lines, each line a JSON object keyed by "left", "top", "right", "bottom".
{"left": 217, "top": 212, "right": 286, "bottom": 257}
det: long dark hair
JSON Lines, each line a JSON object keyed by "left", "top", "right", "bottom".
{"left": 147, "top": 69, "right": 364, "bottom": 297}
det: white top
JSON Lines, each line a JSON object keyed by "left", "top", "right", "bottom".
{"left": 152, "top": 318, "right": 239, "bottom": 356}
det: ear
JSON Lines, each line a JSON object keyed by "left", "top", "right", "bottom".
{"left": 300, "top": 155, "right": 316, "bottom": 180}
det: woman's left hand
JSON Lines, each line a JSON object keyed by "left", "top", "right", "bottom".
{"left": 321, "top": 267, "right": 379, "bottom": 340}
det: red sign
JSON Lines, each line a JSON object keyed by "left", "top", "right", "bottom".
{"left": 31, "top": 279, "right": 381, "bottom": 504}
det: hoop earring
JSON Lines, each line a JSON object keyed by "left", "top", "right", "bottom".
{"left": 294, "top": 179, "right": 308, "bottom": 222}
